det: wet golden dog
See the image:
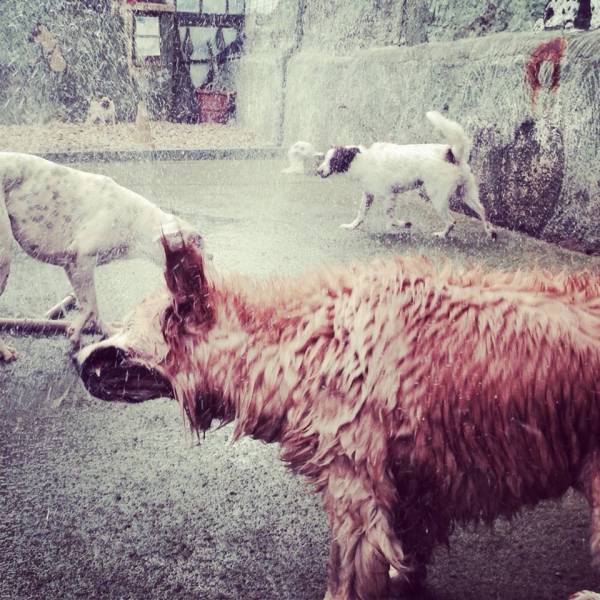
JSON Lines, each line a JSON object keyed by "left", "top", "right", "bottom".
{"left": 79, "top": 243, "right": 600, "bottom": 599}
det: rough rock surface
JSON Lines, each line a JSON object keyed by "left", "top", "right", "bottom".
{"left": 234, "top": 2, "right": 600, "bottom": 253}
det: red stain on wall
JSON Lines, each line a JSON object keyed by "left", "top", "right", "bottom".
{"left": 525, "top": 37, "right": 567, "bottom": 105}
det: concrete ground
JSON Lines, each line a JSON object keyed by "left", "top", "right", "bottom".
{"left": 1, "top": 158, "right": 600, "bottom": 600}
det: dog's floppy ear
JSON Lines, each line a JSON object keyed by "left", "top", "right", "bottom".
{"left": 329, "top": 146, "right": 361, "bottom": 173}
{"left": 161, "top": 236, "right": 214, "bottom": 346}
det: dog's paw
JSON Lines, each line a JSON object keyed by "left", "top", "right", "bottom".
{"left": 340, "top": 222, "right": 360, "bottom": 230}
{"left": 0, "top": 343, "right": 20, "bottom": 363}
{"left": 389, "top": 563, "right": 427, "bottom": 597}
{"left": 433, "top": 222, "right": 455, "bottom": 239}
{"left": 388, "top": 220, "right": 412, "bottom": 232}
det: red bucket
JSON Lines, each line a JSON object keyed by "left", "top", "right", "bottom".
{"left": 196, "top": 90, "right": 235, "bottom": 124}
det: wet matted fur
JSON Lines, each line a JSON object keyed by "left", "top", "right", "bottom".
{"left": 118, "top": 241, "right": 600, "bottom": 599}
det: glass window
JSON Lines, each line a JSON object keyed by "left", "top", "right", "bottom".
{"left": 176, "top": 0, "right": 200, "bottom": 13}
{"left": 134, "top": 15, "right": 161, "bottom": 58}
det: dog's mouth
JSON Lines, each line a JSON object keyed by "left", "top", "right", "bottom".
{"left": 76, "top": 343, "right": 173, "bottom": 402}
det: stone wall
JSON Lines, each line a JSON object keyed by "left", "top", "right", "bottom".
{"left": 0, "top": 0, "right": 170, "bottom": 125}
{"left": 234, "top": 1, "right": 600, "bottom": 253}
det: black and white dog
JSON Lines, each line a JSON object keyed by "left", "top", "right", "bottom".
{"left": 0, "top": 152, "right": 205, "bottom": 361}
{"left": 316, "top": 111, "right": 495, "bottom": 239}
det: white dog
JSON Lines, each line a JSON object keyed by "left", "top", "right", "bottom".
{"left": 317, "top": 111, "right": 495, "bottom": 239}
{"left": 0, "top": 152, "right": 204, "bottom": 361}
{"left": 86, "top": 97, "right": 117, "bottom": 126}
{"left": 282, "top": 141, "right": 324, "bottom": 175}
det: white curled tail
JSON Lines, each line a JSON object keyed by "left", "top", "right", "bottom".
{"left": 425, "top": 111, "right": 472, "bottom": 163}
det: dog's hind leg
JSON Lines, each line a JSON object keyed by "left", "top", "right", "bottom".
{"left": 578, "top": 451, "right": 600, "bottom": 571}
{"left": 0, "top": 199, "right": 18, "bottom": 362}
{"left": 322, "top": 467, "right": 408, "bottom": 600}
{"left": 341, "top": 192, "right": 374, "bottom": 230}
{"left": 425, "top": 182, "right": 456, "bottom": 239}
{"left": 431, "top": 203, "right": 456, "bottom": 239}
{"left": 385, "top": 194, "right": 412, "bottom": 232}
{"left": 461, "top": 172, "right": 497, "bottom": 240}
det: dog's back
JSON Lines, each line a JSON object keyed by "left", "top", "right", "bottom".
{"left": 0, "top": 152, "right": 162, "bottom": 265}
{"left": 387, "top": 264, "right": 600, "bottom": 524}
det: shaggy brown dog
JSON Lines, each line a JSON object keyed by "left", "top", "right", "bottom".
{"left": 78, "top": 242, "right": 600, "bottom": 600}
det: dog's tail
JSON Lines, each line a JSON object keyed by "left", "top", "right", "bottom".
{"left": 425, "top": 111, "right": 472, "bottom": 163}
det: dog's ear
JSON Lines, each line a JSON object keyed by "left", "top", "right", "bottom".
{"left": 161, "top": 236, "right": 214, "bottom": 345}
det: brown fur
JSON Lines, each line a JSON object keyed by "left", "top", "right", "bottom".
{"left": 159, "top": 241, "right": 600, "bottom": 599}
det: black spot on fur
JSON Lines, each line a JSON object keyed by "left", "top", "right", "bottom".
{"left": 545, "top": 6, "right": 554, "bottom": 20}
{"left": 101, "top": 98, "right": 111, "bottom": 109}
{"left": 444, "top": 149, "right": 458, "bottom": 164}
{"left": 575, "top": 0, "right": 592, "bottom": 28}
{"left": 329, "top": 146, "right": 361, "bottom": 174}
{"left": 32, "top": 215, "right": 44, "bottom": 223}
{"left": 3, "top": 176, "right": 24, "bottom": 196}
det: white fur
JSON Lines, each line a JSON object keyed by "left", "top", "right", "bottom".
{"left": 0, "top": 152, "right": 204, "bottom": 360}
{"left": 281, "top": 141, "right": 324, "bottom": 175}
{"left": 86, "top": 97, "right": 117, "bottom": 126}
{"left": 316, "top": 111, "right": 495, "bottom": 239}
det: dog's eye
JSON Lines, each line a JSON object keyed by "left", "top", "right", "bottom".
{"left": 189, "top": 233, "right": 204, "bottom": 248}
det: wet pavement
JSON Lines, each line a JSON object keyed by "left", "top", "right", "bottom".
{"left": 1, "top": 158, "right": 600, "bottom": 600}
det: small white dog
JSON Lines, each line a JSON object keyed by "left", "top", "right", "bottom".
{"left": 317, "top": 111, "right": 495, "bottom": 239}
{"left": 282, "top": 141, "right": 324, "bottom": 175}
{"left": 0, "top": 152, "right": 204, "bottom": 361}
{"left": 86, "top": 96, "right": 117, "bottom": 126}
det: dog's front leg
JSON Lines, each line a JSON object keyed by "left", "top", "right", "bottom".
{"left": 578, "top": 450, "right": 600, "bottom": 570}
{"left": 571, "top": 452, "right": 600, "bottom": 600}
{"left": 340, "top": 192, "right": 373, "bottom": 230}
{"left": 321, "top": 466, "right": 407, "bottom": 600}
{"left": 64, "top": 258, "right": 104, "bottom": 347}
